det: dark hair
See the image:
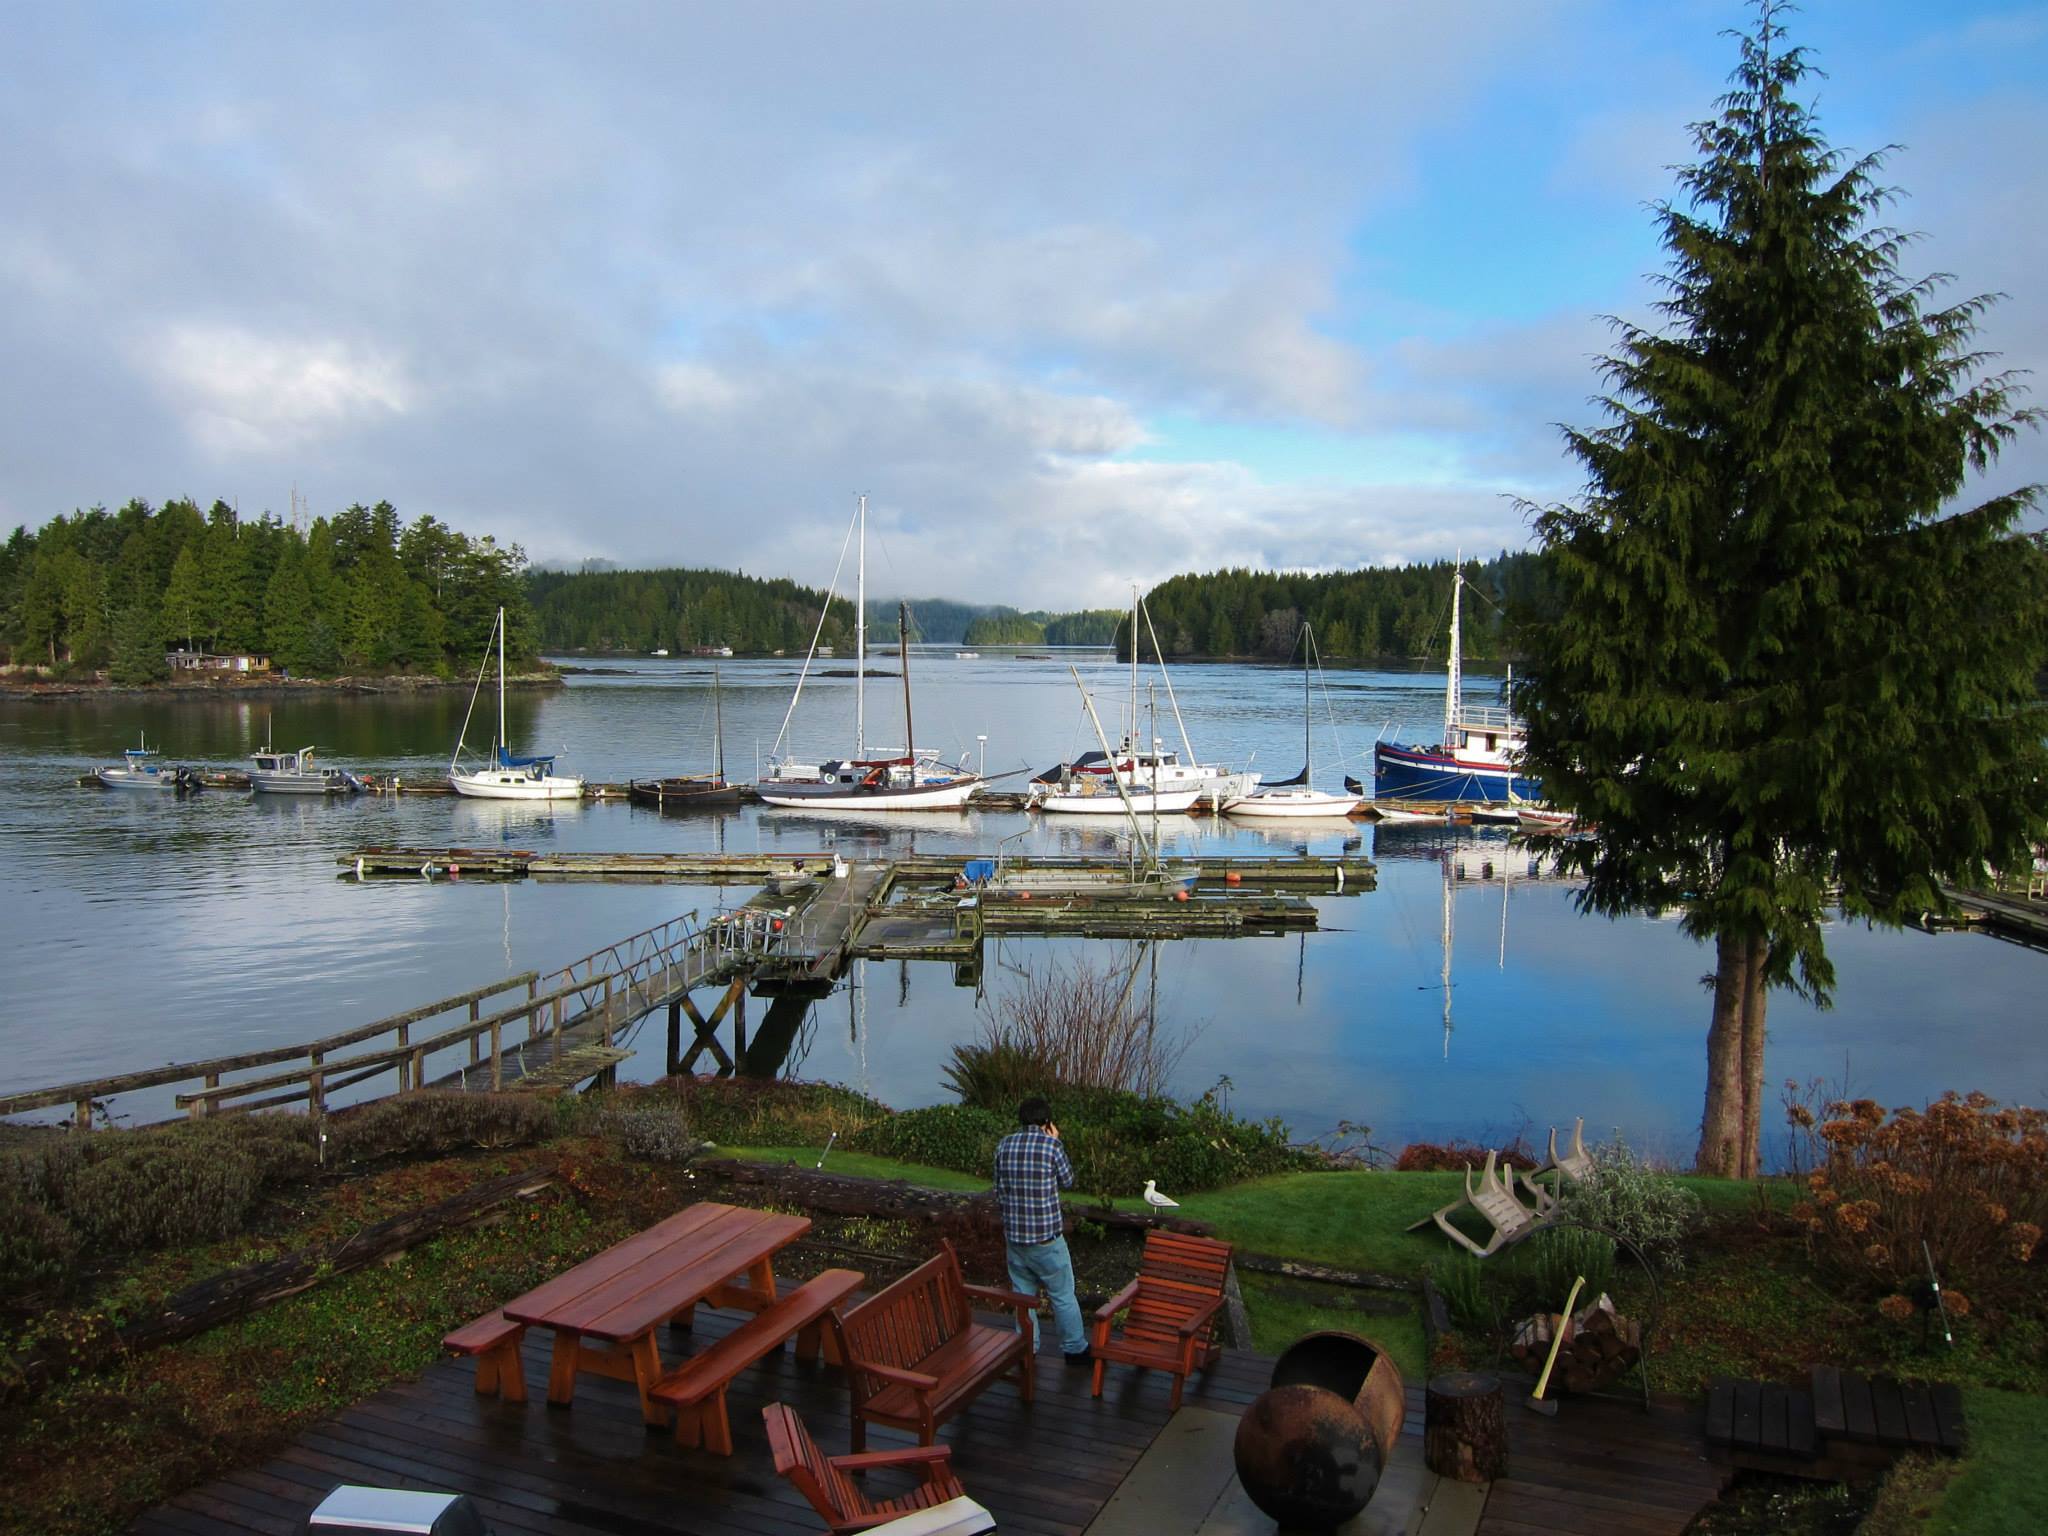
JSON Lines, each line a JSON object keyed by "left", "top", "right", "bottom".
{"left": 1016, "top": 1096, "right": 1052, "bottom": 1127}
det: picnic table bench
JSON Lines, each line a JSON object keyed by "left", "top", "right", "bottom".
{"left": 653, "top": 1267, "right": 864, "bottom": 1454}
{"left": 839, "top": 1239, "right": 1039, "bottom": 1450}
{"left": 443, "top": 1202, "right": 811, "bottom": 1427}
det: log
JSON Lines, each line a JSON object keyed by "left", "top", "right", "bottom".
{"left": 1234, "top": 1250, "right": 1417, "bottom": 1293}
{"left": 1424, "top": 1371, "right": 1507, "bottom": 1483}
{"left": 693, "top": 1158, "right": 1214, "bottom": 1236}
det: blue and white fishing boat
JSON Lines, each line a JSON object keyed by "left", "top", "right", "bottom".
{"left": 95, "top": 733, "right": 199, "bottom": 791}
{"left": 1373, "top": 562, "right": 1541, "bottom": 805}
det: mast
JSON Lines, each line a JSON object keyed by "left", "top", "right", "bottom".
{"left": 1444, "top": 553, "right": 1462, "bottom": 749}
{"left": 1302, "top": 622, "right": 1312, "bottom": 780}
{"left": 496, "top": 605, "right": 507, "bottom": 762}
{"left": 1071, "top": 665, "right": 1155, "bottom": 872}
{"left": 898, "top": 601, "right": 914, "bottom": 769}
{"left": 713, "top": 664, "right": 725, "bottom": 781}
{"left": 1129, "top": 583, "right": 1139, "bottom": 751}
{"left": 856, "top": 495, "right": 867, "bottom": 756}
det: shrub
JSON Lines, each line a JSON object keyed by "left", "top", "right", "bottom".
{"left": 848, "top": 1104, "right": 1010, "bottom": 1171}
{"left": 61, "top": 1135, "right": 265, "bottom": 1250}
{"left": 606, "top": 1106, "right": 703, "bottom": 1164}
{"left": 1430, "top": 1254, "right": 1502, "bottom": 1334}
{"left": 1789, "top": 1091, "right": 2048, "bottom": 1303}
{"left": 1557, "top": 1132, "right": 1702, "bottom": 1269}
{"left": 652, "top": 1079, "right": 889, "bottom": 1149}
{"left": 1511, "top": 1225, "right": 1616, "bottom": 1306}
{"left": 0, "top": 1179, "right": 81, "bottom": 1300}
{"left": 944, "top": 956, "right": 1195, "bottom": 1107}
{"left": 1395, "top": 1139, "right": 1537, "bottom": 1173}
{"left": 326, "top": 1091, "right": 555, "bottom": 1162}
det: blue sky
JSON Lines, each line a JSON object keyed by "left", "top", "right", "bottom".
{"left": 1, "top": 1, "right": 2041, "bottom": 605}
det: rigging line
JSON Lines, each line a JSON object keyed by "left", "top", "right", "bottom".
{"left": 1139, "top": 595, "right": 1198, "bottom": 763}
{"left": 450, "top": 608, "right": 497, "bottom": 772}
{"left": 770, "top": 504, "right": 860, "bottom": 760}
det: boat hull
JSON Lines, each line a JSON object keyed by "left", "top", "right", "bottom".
{"left": 755, "top": 777, "right": 982, "bottom": 810}
{"left": 628, "top": 778, "right": 744, "bottom": 810}
{"left": 250, "top": 772, "right": 360, "bottom": 795}
{"left": 95, "top": 768, "right": 191, "bottom": 790}
{"left": 1222, "top": 788, "right": 1362, "bottom": 818}
{"left": 1033, "top": 785, "right": 1202, "bottom": 814}
{"left": 1373, "top": 743, "right": 1540, "bottom": 804}
{"left": 449, "top": 770, "right": 586, "bottom": 800}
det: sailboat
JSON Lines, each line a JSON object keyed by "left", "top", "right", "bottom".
{"left": 1030, "top": 586, "right": 1255, "bottom": 813}
{"left": 1223, "top": 622, "right": 1363, "bottom": 818}
{"left": 448, "top": 607, "right": 584, "bottom": 800}
{"left": 758, "top": 501, "right": 983, "bottom": 811}
{"left": 1372, "top": 558, "right": 1541, "bottom": 805}
{"left": 628, "top": 666, "right": 742, "bottom": 810}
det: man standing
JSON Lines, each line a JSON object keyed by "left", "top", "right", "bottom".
{"left": 992, "top": 1096, "right": 1089, "bottom": 1362}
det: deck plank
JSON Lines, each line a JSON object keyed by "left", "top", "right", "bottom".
{"left": 144, "top": 1306, "right": 1724, "bottom": 1536}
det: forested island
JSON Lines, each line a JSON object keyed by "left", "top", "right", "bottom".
{"left": 528, "top": 564, "right": 1123, "bottom": 652}
{"left": 0, "top": 498, "right": 539, "bottom": 684}
{"left": 1127, "top": 553, "right": 1549, "bottom": 661}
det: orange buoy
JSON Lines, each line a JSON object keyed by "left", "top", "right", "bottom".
{"left": 1225, "top": 870, "right": 1242, "bottom": 886}
{"left": 1175, "top": 889, "right": 1191, "bottom": 902}
{"left": 448, "top": 864, "right": 461, "bottom": 876}
{"left": 1019, "top": 890, "right": 1032, "bottom": 900}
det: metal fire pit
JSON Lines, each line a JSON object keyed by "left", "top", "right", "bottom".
{"left": 1230, "top": 1331, "right": 1408, "bottom": 1532}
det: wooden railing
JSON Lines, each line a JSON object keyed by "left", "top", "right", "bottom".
{"left": 1, "top": 908, "right": 785, "bottom": 1130}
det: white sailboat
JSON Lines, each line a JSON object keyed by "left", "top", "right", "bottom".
{"left": 757, "top": 498, "right": 984, "bottom": 811}
{"left": 448, "top": 607, "right": 584, "bottom": 800}
{"left": 1223, "top": 622, "right": 1363, "bottom": 818}
{"left": 1030, "top": 585, "right": 1254, "bottom": 814}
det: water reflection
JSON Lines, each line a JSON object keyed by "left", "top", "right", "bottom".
{"left": 2, "top": 660, "right": 2040, "bottom": 1159}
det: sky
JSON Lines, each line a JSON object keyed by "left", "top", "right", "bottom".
{"left": 2, "top": 1, "right": 2043, "bottom": 608}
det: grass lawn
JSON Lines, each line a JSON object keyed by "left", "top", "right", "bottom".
{"left": 720, "top": 1145, "right": 993, "bottom": 1191}
{"left": 1925, "top": 1389, "right": 2048, "bottom": 1534}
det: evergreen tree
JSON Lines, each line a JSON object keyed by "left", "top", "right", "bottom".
{"left": 162, "top": 544, "right": 207, "bottom": 650}
{"left": 1516, "top": 4, "right": 2048, "bottom": 1177}
{"left": 108, "top": 599, "right": 168, "bottom": 684}
{"left": 263, "top": 548, "right": 315, "bottom": 671}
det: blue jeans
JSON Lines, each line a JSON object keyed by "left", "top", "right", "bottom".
{"left": 1006, "top": 1235, "right": 1087, "bottom": 1354}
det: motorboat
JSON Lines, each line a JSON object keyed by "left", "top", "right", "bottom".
{"left": 449, "top": 607, "right": 584, "bottom": 800}
{"left": 248, "top": 734, "right": 362, "bottom": 795}
{"left": 95, "top": 733, "right": 199, "bottom": 791}
{"left": 1372, "top": 559, "right": 1541, "bottom": 805}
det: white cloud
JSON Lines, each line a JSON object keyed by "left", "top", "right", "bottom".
{"left": 145, "top": 325, "right": 412, "bottom": 456}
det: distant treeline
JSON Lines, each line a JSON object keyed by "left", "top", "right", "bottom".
{"left": 962, "top": 608, "right": 1123, "bottom": 646}
{"left": 527, "top": 564, "right": 1125, "bottom": 652}
{"left": 1127, "top": 553, "right": 1553, "bottom": 662}
{"left": 0, "top": 498, "right": 537, "bottom": 682}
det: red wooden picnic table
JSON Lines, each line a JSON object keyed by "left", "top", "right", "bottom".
{"left": 503, "top": 1201, "right": 811, "bottom": 1425}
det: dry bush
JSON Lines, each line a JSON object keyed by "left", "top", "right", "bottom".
{"left": 944, "top": 956, "right": 1194, "bottom": 1107}
{"left": 1789, "top": 1091, "right": 2048, "bottom": 1304}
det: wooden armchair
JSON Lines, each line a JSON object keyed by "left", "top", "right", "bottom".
{"left": 1089, "top": 1229, "right": 1234, "bottom": 1409}
{"left": 763, "top": 1402, "right": 969, "bottom": 1535}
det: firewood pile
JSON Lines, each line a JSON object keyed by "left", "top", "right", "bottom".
{"left": 1508, "top": 1292, "right": 1642, "bottom": 1394}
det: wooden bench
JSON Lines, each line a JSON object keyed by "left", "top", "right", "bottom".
{"left": 838, "top": 1239, "right": 1038, "bottom": 1450}
{"left": 443, "top": 1309, "right": 527, "bottom": 1402}
{"left": 652, "top": 1268, "right": 865, "bottom": 1455}
{"left": 1705, "top": 1365, "right": 1964, "bottom": 1480}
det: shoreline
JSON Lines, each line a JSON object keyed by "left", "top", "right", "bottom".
{"left": 0, "top": 670, "right": 565, "bottom": 702}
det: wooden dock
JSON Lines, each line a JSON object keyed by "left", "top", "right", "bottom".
{"left": 138, "top": 1298, "right": 1728, "bottom": 1536}
{"left": 1940, "top": 884, "right": 2048, "bottom": 947}
{"left": 340, "top": 846, "right": 1377, "bottom": 891}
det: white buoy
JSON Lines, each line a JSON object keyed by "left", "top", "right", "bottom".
{"left": 1142, "top": 1179, "right": 1180, "bottom": 1209}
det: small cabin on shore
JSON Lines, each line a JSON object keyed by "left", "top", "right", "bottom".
{"left": 167, "top": 649, "right": 272, "bottom": 675}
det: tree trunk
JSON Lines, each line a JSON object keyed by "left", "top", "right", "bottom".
{"left": 1738, "top": 934, "right": 1769, "bottom": 1179}
{"left": 1694, "top": 931, "right": 1750, "bottom": 1176}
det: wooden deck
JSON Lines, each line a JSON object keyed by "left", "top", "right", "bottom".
{"left": 139, "top": 1306, "right": 1725, "bottom": 1536}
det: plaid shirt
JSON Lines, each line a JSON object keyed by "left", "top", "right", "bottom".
{"left": 993, "top": 1126, "right": 1073, "bottom": 1245}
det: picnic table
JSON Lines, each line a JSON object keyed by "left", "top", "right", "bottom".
{"left": 502, "top": 1201, "right": 810, "bottom": 1425}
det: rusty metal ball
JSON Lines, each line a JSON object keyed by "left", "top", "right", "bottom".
{"left": 1231, "top": 1382, "right": 1382, "bottom": 1531}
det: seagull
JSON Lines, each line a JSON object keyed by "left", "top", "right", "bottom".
{"left": 1142, "top": 1180, "right": 1180, "bottom": 1209}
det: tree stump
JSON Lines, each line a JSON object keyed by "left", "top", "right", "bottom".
{"left": 1424, "top": 1371, "right": 1507, "bottom": 1483}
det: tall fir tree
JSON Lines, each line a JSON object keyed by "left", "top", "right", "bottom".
{"left": 162, "top": 543, "right": 208, "bottom": 651}
{"left": 1517, "top": 4, "right": 2048, "bottom": 1176}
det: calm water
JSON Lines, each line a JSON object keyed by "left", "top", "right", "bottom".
{"left": 1, "top": 651, "right": 2040, "bottom": 1160}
